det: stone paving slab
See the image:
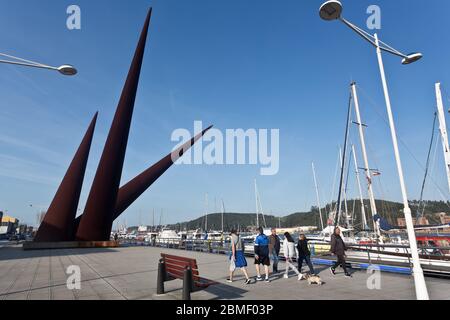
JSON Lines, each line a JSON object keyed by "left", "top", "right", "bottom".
{"left": 0, "top": 245, "right": 449, "bottom": 300}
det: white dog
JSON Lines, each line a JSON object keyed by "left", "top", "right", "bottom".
{"left": 305, "top": 274, "right": 323, "bottom": 286}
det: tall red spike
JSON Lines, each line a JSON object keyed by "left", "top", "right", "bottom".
{"left": 76, "top": 9, "right": 152, "bottom": 241}
{"left": 35, "top": 113, "right": 98, "bottom": 242}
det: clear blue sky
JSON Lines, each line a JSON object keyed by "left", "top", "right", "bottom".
{"left": 1, "top": 0, "right": 450, "bottom": 226}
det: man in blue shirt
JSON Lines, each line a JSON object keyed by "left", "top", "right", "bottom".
{"left": 254, "top": 227, "right": 271, "bottom": 282}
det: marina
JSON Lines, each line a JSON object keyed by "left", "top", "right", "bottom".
{"left": 1, "top": 0, "right": 450, "bottom": 306}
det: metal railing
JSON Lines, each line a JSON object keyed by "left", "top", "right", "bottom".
{"left": 121, "top": 238, "right": 233, "bottom": 255}
{"left": 120, "top": 238, "right": 450, "bottom": 257}
{"left": 344, "top": 243, "right": 450, "bottom": 269}
{"left": 119, "top": 238, "right": 450, "bottom": 274}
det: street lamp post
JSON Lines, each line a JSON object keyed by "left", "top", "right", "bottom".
{"left": 0, "top": 52, "right": 77, "bottom": 76}
{"left": 319, "top": 0, "right": 429, "bottom": 300}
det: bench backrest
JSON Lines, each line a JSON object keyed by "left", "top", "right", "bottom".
{"left": 161, "top": 253, "right": 200, "bottom": 281}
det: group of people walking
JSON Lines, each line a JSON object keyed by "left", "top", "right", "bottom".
{"left": 227, "top": 226, "right": 351, "bottom": 284}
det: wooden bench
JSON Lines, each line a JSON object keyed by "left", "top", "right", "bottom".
{"left": 157, "top": 253, "right": 216, "bottom": 300}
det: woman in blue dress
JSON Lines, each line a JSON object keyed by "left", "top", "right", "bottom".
{"left": 227, "top": 229, "right": 251, "bottom": 284}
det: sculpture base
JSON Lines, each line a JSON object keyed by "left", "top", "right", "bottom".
{"left": 23, "top": 241, "right": 119, "bottom": 251}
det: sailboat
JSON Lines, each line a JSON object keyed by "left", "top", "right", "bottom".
{"left": 241, "top": 180, "right": 272, "bottom": 252}
{"left": 338, "top": 82, "right": 450, "bottom": 274}
{"left": 194, "top": 194, "right": 224, "bottom": 241}
{"left": 375, "top": 83, "right": 450, "bottom": 234}
{"left": 308, "top": 85, "right": 360, "bottom": 246}
{"left": 254, "top": 179, "right": 268, "bottom": 230}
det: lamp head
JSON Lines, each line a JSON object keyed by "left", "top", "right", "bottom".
{"left": 319, "top": 1, "right": 343, "bottom": 21}
{"left": 401, "top": 53, "right": 423, "bottom": 65}
{"left": 57, "top": 65, "right": 77, "bottom": 76}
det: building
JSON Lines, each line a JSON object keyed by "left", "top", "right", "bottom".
{"left": 18, "top": 224, "right": 29, "bottom": 235}
{"left": 439, "top": 213, "right": 450, "bottom": 232}
{"left": 439, "top": 213, "right": 450, "bottom": 225}
{"left": 397, "top": 217, "right": 429, "bottom": 227}
{"left": 0, "top": 215, "right": 20, "bottom": 239}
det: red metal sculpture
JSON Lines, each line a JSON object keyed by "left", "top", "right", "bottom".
{"left": 75, "top": 9, "right": 153, "bottom": 241}
{"left": 34, "top": 113, "right": 98, "bottom": 242}
{"left": 36, "top": 8, "right": 211, "bottom": 243}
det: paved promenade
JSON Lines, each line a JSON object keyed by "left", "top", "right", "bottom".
{"left": 0, "top": 244, "right": 449, "bottom": 300}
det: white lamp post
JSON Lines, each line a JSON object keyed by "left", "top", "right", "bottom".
{"left": 0, "top": 52, "right": 77, "bottom": 76}
{"left": 319, "top": 0, "right": 429, "bottom": 300}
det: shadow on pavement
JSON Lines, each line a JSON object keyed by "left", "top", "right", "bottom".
{"left": 0, "top": 246, "right": 119, "bottom": 261}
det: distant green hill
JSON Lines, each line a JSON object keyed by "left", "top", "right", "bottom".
{"left": 166, "top": 199, "right": 450, "bottom": 231}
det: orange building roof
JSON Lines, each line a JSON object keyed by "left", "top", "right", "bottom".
{"left": 1, "top": 216, "right": 18, "bottom": 223}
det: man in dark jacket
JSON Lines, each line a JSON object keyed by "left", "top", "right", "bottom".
{"left": 297, "top": 234, "right": 316, "bottom": 275}
{"left": 268, "top": 228, "right": 281, "bottom": 273}
{"left": 330, "top": 227, "right": 351, "bottom": 277}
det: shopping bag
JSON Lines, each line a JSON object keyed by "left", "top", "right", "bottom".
{"left": 229, "top": 257, "right": 236, "bottom": 272}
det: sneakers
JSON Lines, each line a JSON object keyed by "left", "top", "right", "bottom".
{"left": 226, "top": 279, "right": 233, "bottom": 283}
{"left": 345, "top": 273, "right": 352, "bottom": 278}
{"left": 256, "top": 276, "right": 263, "bottom": 281}
{"left": 244, "top": 278, "right": 251, "bottom": 285}
{"left": 330, "top": 267, "right": 336, "bottom": 276}
{"left": 265, "top": 277, "right": 271, "bottom": 283}
{"left": 283, "top": 274, "right": 289, "bottom": 279}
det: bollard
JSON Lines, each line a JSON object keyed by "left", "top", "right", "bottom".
{"left": 157, "top": 259, "right": 166, "bottom": 295}
{"left": 182, "top": 267, "right": 193, "bottom": 301}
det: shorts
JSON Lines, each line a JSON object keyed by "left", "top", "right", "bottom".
{"left": 254, "top": 255, "right": 270, "bottom": 266}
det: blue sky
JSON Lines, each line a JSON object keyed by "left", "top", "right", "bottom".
{"left": 1, "top": 0, "right": 450, "bottom": 226}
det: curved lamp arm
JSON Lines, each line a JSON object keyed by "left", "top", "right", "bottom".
{"left": 339, "top": 18, "right": 407, "bottom": 59}
{"left": 0, "top": 52, "right": 77, "bottom": 76}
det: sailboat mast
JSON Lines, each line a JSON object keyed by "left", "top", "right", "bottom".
{"left": 221, "top": 199, "right": 225, "bottom": 233}
{"left": 152, "top": 209, "right": 155, "bottom": 232}
{"left": 254, "top": 179, "right": 259, "bottom": 228}
{"left": 328, "top": 150, "right": 341, "bottom": 220}
{"left": 334, "top": 90, "right": 353, "bottom": 227}
{"left": 312, "top": 162, "right": 324, "bottom": 230}
{"left": 435, "top": 82, "right": 450, "bottom": 194}
{"left": 418, "top": 113, "right": 438, "bottom": 219}
{"left": 351, "top": 82, "right": 381, "bottom": 237}
{"left": 339, "top": 147, "right": 351, "bottom": 227}
{"left": 205, "top": 193, "right": 208, "bottom": 232}
{"left": 352, "top": 144, "right": 369, "bottom": 230}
